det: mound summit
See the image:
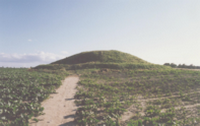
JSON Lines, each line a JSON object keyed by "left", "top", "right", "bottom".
{"left": 52, "top": 50, "right": 149, "bottom": 65}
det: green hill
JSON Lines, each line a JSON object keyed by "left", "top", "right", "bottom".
{"left": 35, "top": 50, "right": 169, "bottom": 70}
{"left": 51, "top": 50, "right": 149, "bottom": 64}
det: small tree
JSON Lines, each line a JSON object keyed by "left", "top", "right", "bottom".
{"left": 170, "top": 63, "right": 177, "bottom": 68}
{"left": 189, "top": 64, "right": 194, "bottom": 69}
{"left": 178, "top": 64, "right": 182, "bottom": 68}
{"left": 164, "top": 63, "right": 170, "bottom": 66}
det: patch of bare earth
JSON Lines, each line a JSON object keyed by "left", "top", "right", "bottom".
{"left": 29, "top": 76, "right": 79, "bottom": 126}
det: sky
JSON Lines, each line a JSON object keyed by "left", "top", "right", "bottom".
{"left": 0, "top": 0, "right": 200, "bottom": 67}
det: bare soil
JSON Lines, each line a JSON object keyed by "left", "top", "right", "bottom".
{"left": 29, "top": 76, "right": 79, "bottom": 126}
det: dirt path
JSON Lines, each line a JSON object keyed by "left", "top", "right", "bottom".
{"left": 29, "top": 76, "right": 79, "bottom": 126}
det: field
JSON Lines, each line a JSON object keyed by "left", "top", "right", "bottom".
{"left": 1, "top": 50, "right": 200, "bottom": 126}
{"left": 0, "top": 68, "right": 68, "bottom": 126}
{"left": 72, "top": 68, "right": 200, "bottom": 126}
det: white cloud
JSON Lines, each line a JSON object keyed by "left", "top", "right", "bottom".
{"left": 61, "top": 51, "right": 69, "bottom": 55}
{"left": 28, "top": 39, "right": 32, "bottom": 42}
{"left": 0, "top": 51, "right": 67, "bottom": 67}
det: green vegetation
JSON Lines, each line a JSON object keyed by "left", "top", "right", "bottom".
{"left": 0, "top": 67, "right": 68, "bottom": 126}
{"left": 2, "top": 50, "right": 200, "bottom": 126}
{"left": 72, "top": 68, "right": 200, "bottom": 125}
{"left": 35, "top": 50, "right": 200, "bottom": 125}
{"left": 51, "top": 50, "right": 149, "bottom": 64}
{"left": 35, "top": 50, "right": 170, "bottom": 71}
{"left": 164, "top": 63, "right": 200, "bottom": 69}
{"left": 35, "top": 62, "right": 169, "bottom": 71}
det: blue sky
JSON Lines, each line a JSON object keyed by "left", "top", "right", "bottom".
{"left": 0, "top": 0, "right": 200, "bottom": 67}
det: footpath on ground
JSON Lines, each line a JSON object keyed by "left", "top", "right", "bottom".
{"left": 29, "top": 76, "right": 79, "bottom": 126}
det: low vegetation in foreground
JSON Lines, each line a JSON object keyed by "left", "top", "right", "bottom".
{"left": 72, "top": 68, "right": 200, "bottom": 126}
{"left": 0, "top": 67, "right": 68, "bottom": 126}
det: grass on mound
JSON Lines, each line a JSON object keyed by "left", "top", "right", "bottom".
{"left": 51, "top": 50, "right": 150, "bottom": 65}
{"left": 35, "top": 50, "right": 170, "bottom": 73}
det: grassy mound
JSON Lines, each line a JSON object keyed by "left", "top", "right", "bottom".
{"left": 35, "top": 50, "right": 170, "bottom": 70}
{"left": 51, "top": 50, "right": 149, "bottom": 64}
